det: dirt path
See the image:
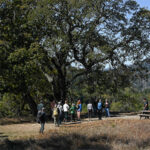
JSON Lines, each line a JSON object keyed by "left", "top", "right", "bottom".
{"left": 0, "top": 115, "right": 140, "bottom": 140}
{"left": 0, "top": 123, "right": 57, "bottom": 140}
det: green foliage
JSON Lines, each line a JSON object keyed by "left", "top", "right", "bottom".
{"left": 0, "top": 93, "right": 22, "bottom": 117}
{"left": 110, "top": 88, "right": 143, "bottom": 112}
{"left": 82, "top": 103, "right": 88, "bottom": 113}
{"left": 110, "top": 101, "right": 123, "bottom": 112}
{"left": 111, "top": 100, "right": 143, "bottom": 112}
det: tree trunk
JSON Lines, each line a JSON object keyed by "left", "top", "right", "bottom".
{"left": 52, "top": 76, "right": 67, "bottom": 103}
{"left": 23, "top": 93, "right": 37, "bottom": 116}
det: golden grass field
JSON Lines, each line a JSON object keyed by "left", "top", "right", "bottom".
{"left": 0, "top": 116, "right": 150, "bottom": 150}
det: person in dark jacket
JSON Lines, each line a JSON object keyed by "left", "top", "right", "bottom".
{"left": 143, "top": 98, "right": 149, "bottom": 110}
{"left": 37, "top": 107, "right": 46, "bottom": 134}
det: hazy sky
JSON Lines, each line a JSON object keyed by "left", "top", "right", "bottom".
{"left": 136, "top": 0, "right": 150, "bottom": 9}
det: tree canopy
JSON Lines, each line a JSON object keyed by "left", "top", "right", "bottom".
{"left": 0, "top": 0, "right": 150, "bottom": 116}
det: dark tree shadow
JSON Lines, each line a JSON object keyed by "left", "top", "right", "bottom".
{"left": 0, "top": 133, "right": 112, "bottom": 150}
{"left": 0, "top": 132, "right": 8, "bottom": 140}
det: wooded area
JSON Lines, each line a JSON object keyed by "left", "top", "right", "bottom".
{"left": 0, "top": 0, "right": 150, "bottom": 117}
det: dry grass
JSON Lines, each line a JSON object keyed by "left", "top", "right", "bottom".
{"left": 0, "top": 118, "right": 150, "bottom": 150}
{"left": 50, "top": 119, "right": 150, "bottom": 150}
{"left": 0, "top": 117, "right": 35, "bottom": 125}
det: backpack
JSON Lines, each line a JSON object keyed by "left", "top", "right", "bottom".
{"left": 53, "top": 107, "right": 58, "bottom": 116}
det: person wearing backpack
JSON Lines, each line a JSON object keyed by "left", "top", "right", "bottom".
{"left": 37, "top": 107, "right": 46, "bottom": 134}
{"left": 97, "top": 99, "right": 103, "bottom": 120}
{"left": 53, "top": 104, "right": 59, "bottom": 126}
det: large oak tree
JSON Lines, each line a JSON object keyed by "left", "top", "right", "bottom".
{"left": 0, "top": 0, "right": 150, "bottom": 116}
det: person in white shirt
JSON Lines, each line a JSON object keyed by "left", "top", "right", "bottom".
{"left": 63, "top": 100, "right": 69, "bottom": 122}
{"left": 87, "top": 101, "right": 93, "bottom": 121}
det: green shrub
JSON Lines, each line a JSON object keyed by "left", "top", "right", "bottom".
{"left": 0, "top": 93, "right": 22, "bottom": 117}
{"left": 82, "top": 103, "right": 88, "bottom": 113}
{"left": 110, "top": 101, "right": 123, "bottom": 112}
{"left": 110, "top": 100, "right": 143, "bottom": 112}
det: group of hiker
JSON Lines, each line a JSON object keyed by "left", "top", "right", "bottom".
{"left": 37, "top": 98, "right": 110, "bottom": 133}
{"left": 87, "top": 99, "right": 110, "bottom": 121}
{"left": 52, "top": 99, "right": 82, "bottom": 127}
{"left": 36, "top": 98, "right": 149, "bottom": 134}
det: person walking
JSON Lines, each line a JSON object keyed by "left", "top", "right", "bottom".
{"left": 70, "top": 103, "right": 76, "bottom": 122}
{"left": 37, "top": 107, "right": 46, "bottom": 134}
{"left": 87, "top": 101, "right": 93, "bottom": 121}
{"left": 76, "top": 99, "right": 82, "bottom": 121}
{"left": 63, "top": 100, "right": 70, "bottom": 122}
{"left": 105, "top": 99, "right": 110, "bottom": 117}
{"left": 97, "top": 99, "right": 103, "bottom": 120}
